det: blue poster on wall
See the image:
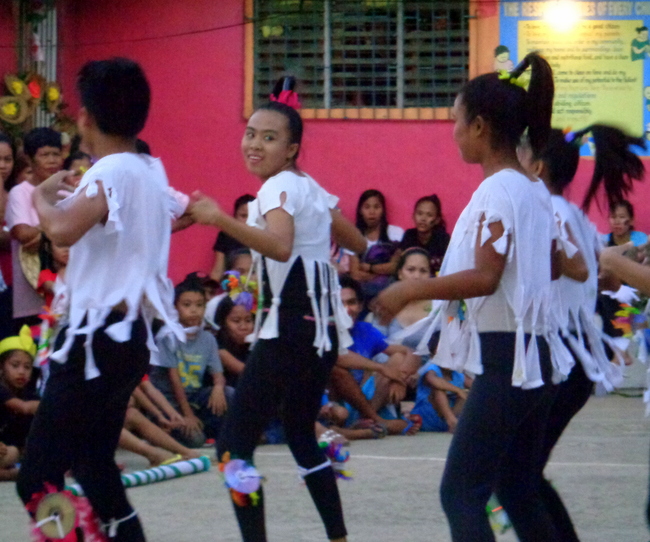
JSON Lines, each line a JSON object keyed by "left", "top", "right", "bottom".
{"left": 499, "top": 1, "right": 650, "bottom": 155}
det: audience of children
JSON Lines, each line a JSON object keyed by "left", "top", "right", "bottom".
{"left": 0, "top": 326, "right": 39, "bottom": 480}
{"left": 150, "top": 274, "right": 227, "bottom": 448}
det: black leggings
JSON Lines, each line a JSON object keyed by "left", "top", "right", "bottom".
{"left": 17, "top": 313, "right": 149, "bottom": 542}
{"left": 217, "top": 311, "right": 346, "bottom": 541}
{"left": 537, "top": 343, "right": 593, "bottom": 542}
{"left": 440, "top": 332, "right": 559, "bottom": 542}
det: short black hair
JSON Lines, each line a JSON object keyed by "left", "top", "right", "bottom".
{"left": 339, "top": 274, "right": 363, "bottom": 305}
{"left": 23, "top": 127, "right": 62, "bottom": 158}
{"left": 494, "top": 45, "right": 510, "bottom": 56}
{"left": 63, "top": 150, "right": 91, "bottom": 171}
{"left": 234, "top": 194, "right": 255, "bottom": 214}
{"left": 174, "top": 273, "right": 206, "bottom": 303}
{"left": 77, "top": 58, "right": 151, "bottom": 138}
{"left": 136, "top": 139, "right": 151, "bottom": 155}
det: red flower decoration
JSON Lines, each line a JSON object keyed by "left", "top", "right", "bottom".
{"left": 28, "top": 80, "right": 42, "bottom": 99}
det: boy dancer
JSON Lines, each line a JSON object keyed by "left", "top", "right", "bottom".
{"left": 16, "top": 58, "right": 183, "bottom": 541}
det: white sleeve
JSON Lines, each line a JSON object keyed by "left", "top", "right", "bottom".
{"left": 257, "top": 171, "right": 302, "bottom": 216}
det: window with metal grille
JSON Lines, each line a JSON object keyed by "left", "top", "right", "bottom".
{"left": 249, "top": 0, "right": 470, "bottom": 117}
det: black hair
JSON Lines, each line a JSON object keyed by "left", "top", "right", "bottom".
{"left": 459, "top": 52, "right": 554, "bottom": 157}
{"left": 214, "top": 296, "right": 251, "bottom": 361}
{"left": 609, "top": 199, "right": 635, "bottom": 219}
{"left": 529, "top": 125, "right": 645, "bottom": 210}
{"left": 395, "top": 247, "right": 432, "bottom": 279}
{"left": 233, "top": 194, "right": 255, "bottom": 215}
{"left": 578, "top": 126, "right": 646, "bottom": 212}
{"left": 637, "top": 26, "right": 648, "bottom": 33}
{"left": 63, "top": 150, "right": 91, "bottom": 171}
{"left": 225, "top": 248, "right": 252, "bottom": 273}
{"left": 355, "top": 189, "right": 390, "bottom": 242}
{"left": 174, "top": 273, "right": 206, "bottom": 303}
{"left": 23, "top": 127, "right": 62, "bottom": 158}
{"left": 136, "top": 138, "right": 151, "bottom": 155}
{"left": 77, "top": 58, "right": 151, "bottom": 138}
{"left": 339, "top": 274, "right": 364, "bottom": 305}
{"left": 414, "top": 194, "right": 446, "bottom": 232}
{"left": 256, "top": 76, "right": 303, "bottom": 161}
{"left": 0, "top": 349, "right": 31, "bottom": 367}
{"left": 494, "top": 45, "right": 510, "bottom": 56}
{"left": 0, "top": 132, "right": 17, "bottom": 190}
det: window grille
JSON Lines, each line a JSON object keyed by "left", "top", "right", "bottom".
{"left": 252, "top": 0, "right": 470, "bottom": 112}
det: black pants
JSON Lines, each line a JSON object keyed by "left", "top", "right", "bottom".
{"left": 538, "top": 350, "right": 593, "bottom": 542}
{"left": 217, "top": 311, "right": 346, "bottom": 541}
{"left": 17, "top": 313, "right": 149, "bottom": 541}
{"left": 440, "top": 332, "right": 559, "bottom": 542}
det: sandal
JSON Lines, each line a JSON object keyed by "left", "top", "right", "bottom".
{"left": 401, "top": 414, "right": 422, "bottom": 436}
{"left": 351, "top": 419, "right": 388, "bottom": 439}
{"left": 160, "top": 454, "right": 183, "bottom": 466}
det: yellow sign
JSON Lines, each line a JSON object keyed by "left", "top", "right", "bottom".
{"left": 519, "top": 19, "right": 643, "bottom": 133}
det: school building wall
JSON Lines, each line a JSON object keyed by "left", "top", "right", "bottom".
{"left": 54, "top": 0, "right": 650, "bottom": 283}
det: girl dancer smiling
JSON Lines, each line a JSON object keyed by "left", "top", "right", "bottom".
{"left": 190, "top": 77, "right": 365, "bottom": 542}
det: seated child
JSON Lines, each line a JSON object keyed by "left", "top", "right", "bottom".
{"left": 411, "top": 363, "right": 473, "bottom": 433}
{"left": 205, "top": 250, "right": 254, "bottom": 329}
{"left": 150, "top": 274, "right": 227, "bottom": 447}
{"left": 332, "top": 275, "right": 421, "bottom": 435}
{"left": 0, "top": 326, "right": 39, "bottom": 479}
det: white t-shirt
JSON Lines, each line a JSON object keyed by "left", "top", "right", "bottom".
{"left": 50, "top": 153, "right": 184, "bottom": 379}
{"left": 6, "top": 181, "right": 43, "bottom": 318}
{"left": 247, "top": 170, "right": 352, "bottom": 354}
{"left": 427, "top": 169, "right": 558, "bottom": 389}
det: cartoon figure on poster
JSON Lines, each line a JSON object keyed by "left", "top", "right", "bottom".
{"left": 631, "top": 26, "right": 650, "bottom": 61}
{"left": 494, "top": 45, "right": 515, "bottom": 72}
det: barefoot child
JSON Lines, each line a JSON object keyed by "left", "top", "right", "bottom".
{"left": 16, "top": 58, "right": 183, "bottom": 541}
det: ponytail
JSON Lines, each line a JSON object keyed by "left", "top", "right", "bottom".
{"left": 578, "top": 125, "right": 645, "bottom": 211}
{"left": 510, "top": 53, "right": 555, "bottom": 156}
{"left": 459, "top": 52, "right": 554, "bottom": 155}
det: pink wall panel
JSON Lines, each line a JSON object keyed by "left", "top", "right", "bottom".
{"left": 55, "top": 0, "right": 650, "bottom": 283}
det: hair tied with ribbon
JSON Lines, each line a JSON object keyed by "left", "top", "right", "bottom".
{"left": 497, "top": 69, "right": 527, "bottom": 89}
{"left": 269, "top": 76, "right": 302, "bottom": 109}
{"left": 221, "top": 270, "right": 258, "bottom": 313}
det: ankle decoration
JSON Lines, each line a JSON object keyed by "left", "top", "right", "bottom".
{"left": 102, "top": 510, "right": 138, "bottom": 539}
{"left": 26, "top": 483, "right": 107, "bottom": 542}
{"left": 218, "top": 452, "right": 264, "bottom": 507}
{"left": 320, "top": 442, "right": 353, "bottom": 481}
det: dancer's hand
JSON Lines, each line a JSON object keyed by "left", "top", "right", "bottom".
{"left": 371, "top": 281, "right": 414, "bottom": 325}
{"left": 208, "top": 386, "right": 227, "bottom": 416}
{"left": 36, "top": 170, "right": 76, "bottom": 205}
{"left": 189, "top": 192, "right": 223, "bottom": 226}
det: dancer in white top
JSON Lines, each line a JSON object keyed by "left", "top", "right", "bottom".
{"left": 190, "top": 77, "right": 365, "bottom": 542}
{"left": 518, "top": 124, "right": 645, "bottom": 541}
{"left": 374, "top": 53, "right": 586, "bottom": 541}
{"left": 16, "top": 59, "right": 183, "bottom": 542}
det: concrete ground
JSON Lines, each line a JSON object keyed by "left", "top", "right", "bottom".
{"left": 0, "top": 394, "right": 648, "bottom": 542}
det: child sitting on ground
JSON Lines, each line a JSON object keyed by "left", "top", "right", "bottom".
{"left": 150, "top": 274, "right": 227, "bottom": 447}
{"left": 410, "top": 363, "right": 473, "bottom": 433}
{"left": 0, "top": 326, "right": 39, "bottom": 480}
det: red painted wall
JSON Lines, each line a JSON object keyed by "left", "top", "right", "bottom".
{"left": 56, "top": 0, "right": 650, "bottom": 283}
{"left": 0, "top": 3, "right": 17, "bottom": 76}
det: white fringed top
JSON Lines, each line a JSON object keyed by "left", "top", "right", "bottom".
{"left": 246, "top": 170, "right": 353, "bottom": 355}
{"left": 549, "top": 196, "right": 622, "bottom": 390}
{"left": 411, "top": 169, "right": 559, "bottom": 389}
{"left": 50, "top": 153, "right": 185, "bottom": 379}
